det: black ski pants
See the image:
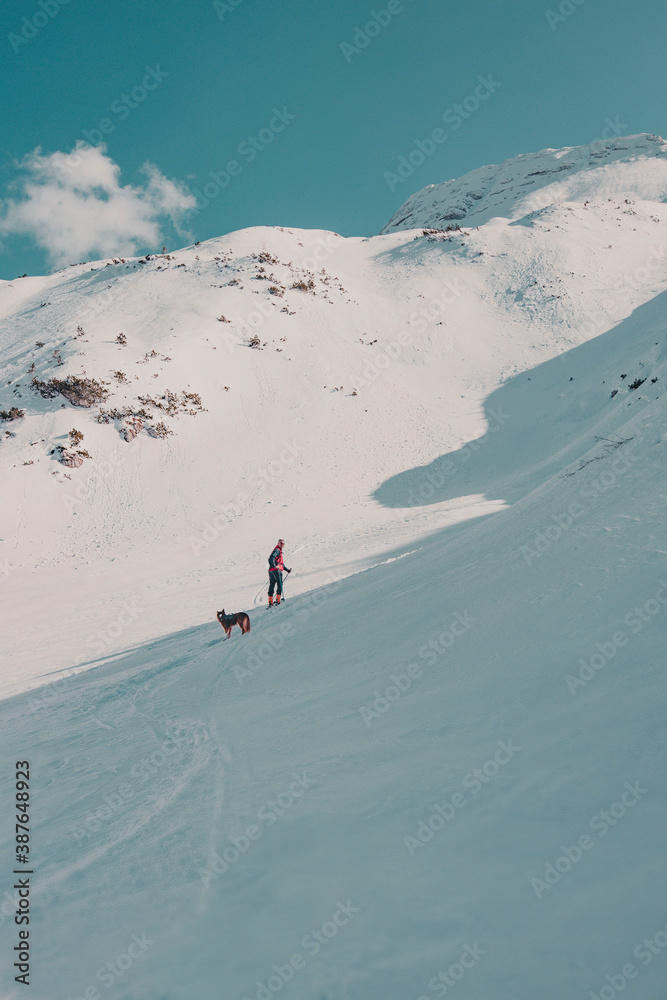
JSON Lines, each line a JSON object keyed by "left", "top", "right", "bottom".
{"left": 268, "top": 569, "right": 283, "bottom": 597}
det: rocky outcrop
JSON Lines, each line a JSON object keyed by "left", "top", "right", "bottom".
{"left": 122, "top": 417, "right": 143, "bottom": 442}
{"left": 58, "top": 449, "right": 84, "bottom": 468}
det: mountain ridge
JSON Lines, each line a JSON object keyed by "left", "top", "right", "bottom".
{"left": 381, "top": 132, "right": 667, "bottom": 233}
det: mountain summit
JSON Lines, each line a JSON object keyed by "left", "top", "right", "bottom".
{"left": 381, "top": 132, "right": 667, "bottom": 232}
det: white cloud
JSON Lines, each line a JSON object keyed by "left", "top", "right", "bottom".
{"left": 0, "top": 144, "right": 196, "bottom": 267}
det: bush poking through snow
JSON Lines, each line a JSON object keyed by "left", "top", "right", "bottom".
{"left": 292, "top": 278, "right": 315, "bottom": 292}
{"left": 137, "top": 349, "right": 170, "bottom": 364}
{"left": 31, "top": 374, "right": 110, "bottom": 408}
{"left": 115, "top": 332, "right": 127, "bottom": 345}
{"left": 147, "top": 421, "right": 173, "bottom": 438}
{"left": 0, "top": 407, "right": 25, "bottom": 421}
{"left": 68, "top": 428, "right": 84, "bottom": 447}
{"left": 137, "top": 389, "right": 205, "bottom": 416}
{"left": 419, "top": 225, "right": 464, "bottom": 241}
{"left": 96, "top": 406, "right": 151, "bottom": 424}
{"left": 256, "top": 251, "right": 280, "bottom": 265}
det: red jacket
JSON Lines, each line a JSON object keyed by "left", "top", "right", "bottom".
{"left": 268, "top": 543, "right": 284, "bottom": 572}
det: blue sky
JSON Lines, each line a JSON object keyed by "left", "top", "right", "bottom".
{"left": 0, "top": 0, "right": 665, "bottom": 277}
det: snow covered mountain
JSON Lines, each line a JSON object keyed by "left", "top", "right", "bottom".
{"left": 2, "top": 134, "right": 666, "bottom": 696}
{"left": 0, "top": 135, "right": 666, "bottom": 1000}
{"left": 381, "top": 132, "right": 667, "bottom": 232}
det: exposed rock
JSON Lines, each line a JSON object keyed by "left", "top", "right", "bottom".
{"left": 59, "top": 450, "right": 84, "bottom": 468}
{"left": 122, "top": 417, "right": 143, "bottom": 442}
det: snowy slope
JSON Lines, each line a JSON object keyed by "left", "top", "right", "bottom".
{"left": 381, "top": 132, "right": 667, "bottom": 233}
{"left": 2, "top": 135, "right": 667, "bottom": 696}
{"left": 0, "top": 295, "right": 666, "bottom": 1000}
{"left": 0, "top": 133, "right": 666, "bottom": 1000}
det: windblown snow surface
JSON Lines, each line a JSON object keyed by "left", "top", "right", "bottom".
{"left": 1, "top": 134, "right": 666, "bottom": 1000}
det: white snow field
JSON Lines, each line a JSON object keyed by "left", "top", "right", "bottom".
{"left": 0, "top": 134, "right": 666, "bottom": 999}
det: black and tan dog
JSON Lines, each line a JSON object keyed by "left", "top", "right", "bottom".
{"left": 216, "top": 608, "right": 251, "bottom": 639}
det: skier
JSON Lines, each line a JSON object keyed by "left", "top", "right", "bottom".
{"left": 268, "top": 539, "right": 291, "bottom": 606}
